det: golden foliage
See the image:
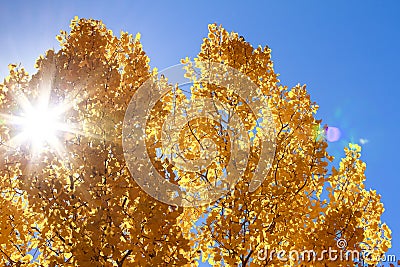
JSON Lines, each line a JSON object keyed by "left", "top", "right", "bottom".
{"left": 0, "top": 18, "right": 390, "bottom": 266}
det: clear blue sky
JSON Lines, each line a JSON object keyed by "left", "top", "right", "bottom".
{"left": 1, "top": 0, "right": 399, "bottom": 264}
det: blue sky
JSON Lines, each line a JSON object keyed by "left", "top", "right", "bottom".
{"left": 1, "top": 0, "right": 399, "bottom": 264}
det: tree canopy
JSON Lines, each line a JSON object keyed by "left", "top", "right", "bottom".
{"left": 0, "top": 17, "right": 391, "bottom": 266}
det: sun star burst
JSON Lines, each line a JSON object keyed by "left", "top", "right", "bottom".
{"left": 1, "top": 87, "right": 76, "bottom": 157}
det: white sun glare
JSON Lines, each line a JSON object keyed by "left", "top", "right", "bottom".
{"left": 18, "top": 104, "right": 64, "bottom": 154}
{"left": 1, "top": 88, "right": 75, "bottom": 157}
{"left": 1, "top": 71, "right": 99, "bottom": 159}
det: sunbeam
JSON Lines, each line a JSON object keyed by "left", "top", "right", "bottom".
{"left": 0, "top": 81, "right": 80, "bottom": 157}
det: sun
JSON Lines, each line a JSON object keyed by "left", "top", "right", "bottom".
{"left": 18, "top": 104, "right": 65, "bottom": 154}
{"left": 1, "top": 87, "right": 76, "bottom": 157}
{"left": 21, "top": 108, "right": 58, "bottom": 143}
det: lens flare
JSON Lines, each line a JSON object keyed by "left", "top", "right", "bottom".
{"left": 312, "top": 124, "right": 342, "bottom": 143}
{"left": 325, "top": 126, "right": 341, "bottom": 142}
{"left": 312, "top": 124, "right": 325, "bottom": 142}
